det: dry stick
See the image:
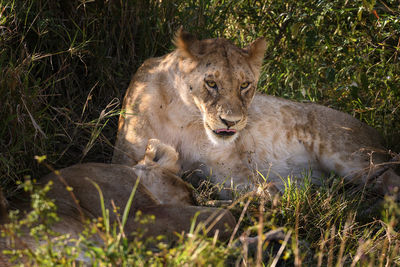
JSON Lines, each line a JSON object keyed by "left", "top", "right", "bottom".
{"left": 378, "top": 0, "right": 396, "bottom": 13}
{"left": 204, "top": 191, "right": 254, "bottom": 236}
{"left": 328, "top": 225, "right": 336, "bottom": 267}
{"left": 203, "top": 192, "right": 256, "bottom": 265}
{"left": 317, "top": 225, "right": 330, "bottom": 267}
{"left": 336, "top": 214, "right": 352, "bottom": 267}
{"left": 22, "top": 98, "right": 47, "bottom": 138}
{"left": 294, "top": 201, "right": 301, "bottom": 267}
{"left": 256, "top": 198, "right": 265, "bottom": 267}
{"left": 378, "top": 230, "right": 389, "bottom": 267}
{"left": 377, "top": 217, "right": 394, "bottom": 267}
{"left": 227, "top": 198, "right": 251, "bottom": 247}
{"left": 270, "top": 230, "right": 292, "bottom": 267}
{"left": 212, "top": 229, "right": 219, "bottom": 247}
{"left": 204, "top": 209, "right": 231, "bottom": 237}
{"left": 388, "top": 241, "right": 399, "bottom": 267}
{"left": 81, "top": 81, "right": 99, "bottom": 119}
{"left": 0, "top": 6, "right": 6, "bottom": 19}
{"left": 242, "top": 230, "right": 250, "bottom": 267}
{"left": 350, "top": 240, "right": 371, "bottom": 267}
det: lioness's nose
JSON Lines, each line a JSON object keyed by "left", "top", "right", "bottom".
{"left": 220, "top": 116, "right": 240, "bottom": 128}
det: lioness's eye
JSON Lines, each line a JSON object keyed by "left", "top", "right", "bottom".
{"left": 240, "top": 82, "right": 250, "bottom": 90}
{"left": 205, "top": 80, "right": 218, "bottom": 89}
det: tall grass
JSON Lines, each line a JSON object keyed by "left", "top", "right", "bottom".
{"left": 3, "top": 176, "right": 400, "bottom": 265}
{"left": 0, "top": 0, "right": 203, "bottom": 195}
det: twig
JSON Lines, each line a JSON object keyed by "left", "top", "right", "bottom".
{"left": 256, "top": 198, "right": 265, "bottom": 267}
{"left": 228, "top": 198, "right": 251, "bottom": 247}
{"left": 270, "top": 230, "right": 292, "bottom": 267}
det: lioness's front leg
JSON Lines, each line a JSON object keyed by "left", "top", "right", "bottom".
{"left": 113, "top": 110, "right": 152, "bottom": 166}
{"left": 207, "top": 161, "right": 255, "bottom": 199}
{"left": 203, "top": 146, "right": 277, "bottom": 199}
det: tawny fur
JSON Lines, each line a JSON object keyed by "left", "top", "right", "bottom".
{"left": 0, "top": 140, "right": 235, "bottom": 264}
{"left": 113, "top": 30, "right": 400, "bottom": 199}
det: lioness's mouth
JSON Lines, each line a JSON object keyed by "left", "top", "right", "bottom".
{"left": 213, "top": 128, "right": 237, "bottom": 137}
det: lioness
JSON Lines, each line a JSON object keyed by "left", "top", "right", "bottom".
{"left": 113, "top": 29, "right": 400, "bottom": 199}
{"left": 1, "top": 140, "right": 235, "bottom": 264}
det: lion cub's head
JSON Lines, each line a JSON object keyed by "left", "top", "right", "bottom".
{"left": 175, "top": 29, "right": 267, "bottom": 144}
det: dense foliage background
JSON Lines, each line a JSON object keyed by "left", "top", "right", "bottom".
{"left": 1, "top": 0, "right": 399, "bottom": 265}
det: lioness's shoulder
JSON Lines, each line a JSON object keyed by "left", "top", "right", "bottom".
{"left": 133, "top": 55, "right": 166, "bottom": 81}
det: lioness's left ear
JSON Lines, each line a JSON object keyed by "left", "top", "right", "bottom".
{"left": 246, "top": 37, "right": 267, "bottom": 69}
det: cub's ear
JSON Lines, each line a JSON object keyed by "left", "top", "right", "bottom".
{"left": 173, "top": 27, "right": 198, "bottom": 59}
{"left": 246, "top": 37, "right": 267, "bottom": 69}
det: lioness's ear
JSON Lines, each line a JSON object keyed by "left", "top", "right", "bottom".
{"left": 246, "top": 37, "right": 267, "bottom": 69}
{"left": 173, "top": 27, "right": 198, "bottom": 59}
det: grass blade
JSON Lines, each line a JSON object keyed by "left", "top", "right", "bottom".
{"left": 121, "top": 177, "right": 140, "bottom": 229}
{"left": 86, "top": 177, "right": 109, "bottom": 234}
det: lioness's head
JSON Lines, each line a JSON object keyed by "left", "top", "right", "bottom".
{"left": 175, "top": 29, "right": 267, "bottom": 144}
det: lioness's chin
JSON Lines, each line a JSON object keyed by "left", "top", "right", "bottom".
{"left": 205, "top": 124, "right": 239, "bottom": 145}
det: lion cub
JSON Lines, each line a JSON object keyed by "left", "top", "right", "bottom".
{"left": 113, "top": 29, "right": 400, "bottom": 199}
{"left": 0, "top": 140, "right": 235, "bottom": 263}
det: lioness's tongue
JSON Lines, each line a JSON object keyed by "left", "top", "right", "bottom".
{"left": 215, "top": 129, "right": 236, "bottom": 134}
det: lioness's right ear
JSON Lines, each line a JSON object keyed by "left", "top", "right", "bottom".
{"left": 173, "top": 27, "right": 198, "bottom": 59}
{"left": 246, "top": 37, "right": 267, "bottom": 69}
